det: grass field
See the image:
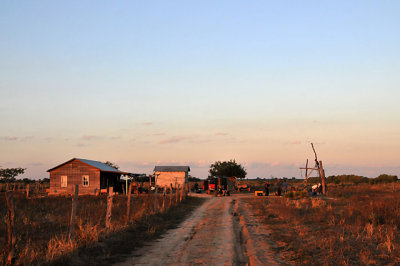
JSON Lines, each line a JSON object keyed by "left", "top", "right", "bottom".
{"left": 0, "top": 190, "right": 200, "bottom": 265}
{"left": 246, "top": 183, "right": 400, "bottom": 265}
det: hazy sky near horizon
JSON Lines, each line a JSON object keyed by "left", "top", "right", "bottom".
{"left": 1, "top": 1, "right": 399, "bottom": 179}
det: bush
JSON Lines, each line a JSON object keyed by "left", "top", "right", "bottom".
{"left": 325, "top": 174, "right": 398, "bottom": 185}
{"left": 370, "top": 174, "right": 398, "bottom": 184}
{"left": 326, "top": 175, "right": 369, "bottom": 184}
{"left": 284, "top": 190, "right": 308, "bottom": 199}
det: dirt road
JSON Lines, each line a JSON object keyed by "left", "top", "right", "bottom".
{"left": 116, "top": 195, "right": 287, "bottom": 266}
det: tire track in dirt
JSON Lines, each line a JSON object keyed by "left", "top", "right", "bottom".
{"left": 231, "top": 199, "right": 249, "bottom": 265}
{"left": 175, "top": 197, "right": 236, "bottom": 265}
{"left": 236, "top": 198, "right": 290, "bottom": 265}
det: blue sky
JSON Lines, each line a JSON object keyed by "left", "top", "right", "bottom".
{"left": 1, "top": 1, "right": 399, "bottom": 179}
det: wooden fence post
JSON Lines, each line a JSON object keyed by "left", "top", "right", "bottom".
{"left": 26, "top": 184, "right": 30, "bottom": 198}
{"left": 106, "top": 187, "right": 113, "bottom": 230}
{"left": 180, "top": 184, "right": 184, "bottom": 202}
{"left": 69, "top": 184, "right": 79, "bottom": 241}
{"left": 5, "top": 191, "right": 16, "bottom": 265}
{"left": 126, "top": 182, "right": 133, "bottom": 224}
{"left": 176, "top": 184, "right": 179, "bottom": 204}
{"left": 169, "top": 184, "right": 173, "bottom": 209}
{"left": 153, "top": 186, "right": 158, "bottom": 213}
{"left": 162, "top": 186, "right": 166, "bottom": 212}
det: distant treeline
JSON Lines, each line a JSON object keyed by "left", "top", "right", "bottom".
{"left": 308, "top": 174, "right": 398, "bottom": 184}
{"left": 2, "top": 176, "right": 203, "bottom": 184}
{"left": 0, "top": 177, "right": 49, "bottom": 183}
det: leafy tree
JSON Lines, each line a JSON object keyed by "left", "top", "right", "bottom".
{"left": 103, "top": 161, "right": 119, "bottom": 170}
{"left": 0, "top": 167, "right": 26, "bottom": 182}
{"left": 188, "top": 176, "right": 201, "bottom": 182}
{"left": 209, "top": 159, "right": 247, "bottom": 179}
{"left": 22, "top": 178, "right": 35, "bottom": 183}
{"left": 129, "top": 174, "right": 148, "bottom": 182}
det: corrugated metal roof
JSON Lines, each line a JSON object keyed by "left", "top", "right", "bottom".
{"left": 154, "top": 166, "right": 190, "bottom": 172}
{"left": 47, "top": 158, "right": 130, "bottom": 174}
{"left": 76, "top": 158, "right": 123, "bottom": 173}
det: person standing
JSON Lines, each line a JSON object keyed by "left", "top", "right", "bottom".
{"left": 282, "top": 180, "right": 288, "bottom": 194}
{"left": 277, "top": 179, "right": 282, "bottom": 196}
{"left": 264, "top": 182, "right": 270, "bottom": 196}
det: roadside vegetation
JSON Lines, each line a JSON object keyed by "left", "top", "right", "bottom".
{"left": 309, "top": 174, "right": 398, "bottom": 185}
{"left": 0, "top": 188, "right": 203, "bottom": 265}
{"left": 246, "top": 183, "right": 400, "bottom": 265}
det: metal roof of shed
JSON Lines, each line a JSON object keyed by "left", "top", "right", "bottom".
{"left": 154, "top": 166, "right": 190, "bottom": 172}
{"left": 47, "top": 158, "right": 130, "bottom": 174}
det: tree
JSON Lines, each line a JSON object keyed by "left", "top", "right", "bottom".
{"left": 188, "top": 176, "right": 201, "bottom": 182}
{"left": 0, "top": 167, "right": 26, "bottom": 182}
{"left": 103, "top": 161, "right": 119, "bottom": 170}
{"left": 209, "top": 159, "right": 247, "bottom": 179}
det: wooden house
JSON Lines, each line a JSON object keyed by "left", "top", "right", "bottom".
{"left": 154, "top": 166, "right": 190, "bottom": 188}
{"left": 47, "top": 158, "right": 129, "bottom": 195}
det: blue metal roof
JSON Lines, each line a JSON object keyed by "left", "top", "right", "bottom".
{"left": 47, "top": 158, "right": 129, "bottom": 174}
{"left": 76, "top": 158, "right": 122, "bottom": 173}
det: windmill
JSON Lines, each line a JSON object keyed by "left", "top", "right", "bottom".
{"left": 299, "top": 143, "right": 327, "bottom": 194}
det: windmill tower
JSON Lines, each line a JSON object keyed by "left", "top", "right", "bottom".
{"left": 300, "top": 143, "right": 327, "bottom": 194}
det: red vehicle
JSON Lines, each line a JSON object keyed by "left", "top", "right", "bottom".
{"left": 204, "top": 177, "right": 230, "bottom": 196}
{"left": 203, "top": 180, "right": 216, "bottom": 193}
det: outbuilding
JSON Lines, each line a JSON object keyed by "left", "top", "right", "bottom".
{"left": 47, "top": 158, "right": 129, "bottom": 195}
{"left": 154, "top": 166, "right": 190, "bottom": 188}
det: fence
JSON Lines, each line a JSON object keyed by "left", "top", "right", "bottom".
{"left": 0, "top": 182, "right": 49, "bottom": 197}
{"left": 0, "top": 184, "right": 190, "bottom": 265}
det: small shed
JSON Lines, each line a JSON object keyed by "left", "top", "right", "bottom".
{"left": 154, "top": 166, "right": 190, "bottom": 188}
{"left": 47, "top": 158, "right": 129, "bottom": 195}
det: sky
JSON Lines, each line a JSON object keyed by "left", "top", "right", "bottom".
{"left": 1, "top": 1, "right": 399, "bottom": 179}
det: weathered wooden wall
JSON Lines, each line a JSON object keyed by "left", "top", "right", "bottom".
{"left": 49, "top": 159, "right": 100, "bottom": 195}
{"left": 155, "top": 171, "right": 188, "bottom": 188}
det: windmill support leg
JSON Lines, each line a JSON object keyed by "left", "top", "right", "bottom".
{"left": 319, "top": 161, "right": 327, "bottom": 195}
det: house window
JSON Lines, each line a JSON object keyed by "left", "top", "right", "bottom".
{"left": 82, "top": 175, "right": 89, "bottom": 187}
{"left": 61, "top": 176, "right": 68, "bottom": 187}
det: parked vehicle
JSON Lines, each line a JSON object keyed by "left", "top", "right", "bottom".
{"left": 204, "top": 177, "right": 230, "bottom": 196}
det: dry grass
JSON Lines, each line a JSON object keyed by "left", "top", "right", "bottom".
{"left": 0, "top": 191, "right": 194, "bottom": 265}
{"left": 246, "top": 183, "right": 400, "bottom": 265}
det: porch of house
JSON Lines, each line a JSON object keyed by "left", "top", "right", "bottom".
{"left": 100, "top": 172, "right": 123, "bottom": 193}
